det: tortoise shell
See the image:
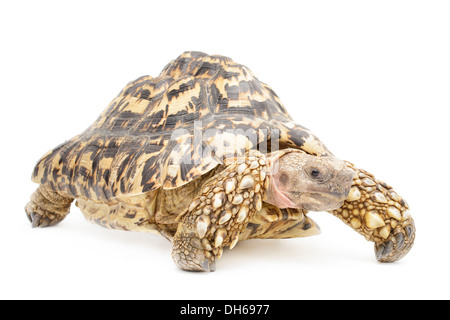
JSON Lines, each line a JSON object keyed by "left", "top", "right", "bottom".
{"left": 32, "top": 51, "right": 330, "bottom": 201}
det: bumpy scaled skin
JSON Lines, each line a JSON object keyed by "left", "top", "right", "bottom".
{"left": 329, "top": 162, "right": 415, "bottom": 262}
{"left": 172, "top": 151, "right": 267, "bottom": 271}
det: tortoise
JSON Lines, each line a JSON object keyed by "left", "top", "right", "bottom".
{"left": 26, "top": 51, "right": 415, "bottom": 271}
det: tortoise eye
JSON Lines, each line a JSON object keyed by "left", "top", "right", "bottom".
{"left": 311, "top": 169, "right": 320, "bottom": 178}
{"left": 306, "top": 167, "right": 326, "bottom": 181}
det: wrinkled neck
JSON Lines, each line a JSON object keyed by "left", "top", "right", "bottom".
{"left": 264, "top": 174, "right": 297, "bottom": 209}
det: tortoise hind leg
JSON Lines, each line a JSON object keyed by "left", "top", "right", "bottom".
{"left": 25, "top": 185, "right": 73, "bottom": 228}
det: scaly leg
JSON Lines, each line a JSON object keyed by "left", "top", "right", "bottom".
{"left": 25, "top": 185, "right": 73, "bottom": 228}
{"left": 329, "top": 161, "right": 415, "bottom": 262}
{"left": 172, "top": 151, "right": 268, "bottom": 271}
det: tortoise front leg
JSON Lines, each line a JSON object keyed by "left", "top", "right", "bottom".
{"left": 329, "top": 161, "right": 415, "bottom": 262}
{"left": 172, "top": 152, "right": 268, "bottom": 271}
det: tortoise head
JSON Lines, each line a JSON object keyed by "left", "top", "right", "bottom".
{"left": 265, "top": 149, "right": 353, "bottom": 211}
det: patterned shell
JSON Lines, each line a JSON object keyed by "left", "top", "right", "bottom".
{"left": 32, "top": 51, "right": 330, "bottom": 201}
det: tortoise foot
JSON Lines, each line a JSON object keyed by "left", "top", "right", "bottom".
{"left": 330, "top": 162, "right": 416, "bottom": 263}
{"left": 25, "top": 186, "right": 72, "bottom": 228}
{"left": 25, "top": 202, "right": 66, "bottom": 228}
{"left": 375, "top": 219, "right": 415, "bottom": 262}
{"left": 172, "top": 227, "right": 216, "bottom": 272}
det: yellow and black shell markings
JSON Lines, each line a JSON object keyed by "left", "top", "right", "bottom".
{"left": 32, "top": 51, "right": 330, "bottom": 202}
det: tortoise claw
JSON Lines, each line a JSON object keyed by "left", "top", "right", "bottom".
{"left": 395, "top": 233, "right": 405, "bottom": 251}
{"left": 375, "top": 240, "right": 394, "bottom": 261}
{"left": 31, "top": 212, "right": 42, "bottom": 228}
{"left": 200, "top": 258, "right": 216, "bottom": 272}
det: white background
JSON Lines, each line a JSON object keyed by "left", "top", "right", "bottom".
{"left": 1, "top": 0, "right": 449, "bottom": 300}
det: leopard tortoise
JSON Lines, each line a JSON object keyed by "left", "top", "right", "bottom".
{"left": 26, "top": 51, "right": 415, "bottom": 271}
